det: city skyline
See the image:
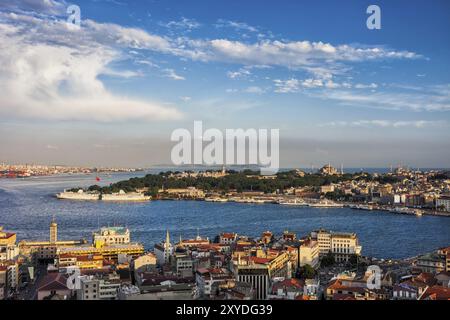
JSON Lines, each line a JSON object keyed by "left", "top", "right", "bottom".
{"left": 0, "top": 0, "right": 450, "bottom": 167}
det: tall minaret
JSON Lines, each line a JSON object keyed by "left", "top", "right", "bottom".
{"left": 164, "top": 230, "right": 172, "bottom": 264}
{"left": 50, "top": 217, "right": 58, "bottom": 243}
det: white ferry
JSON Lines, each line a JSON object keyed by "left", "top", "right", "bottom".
{"left": 101, "top": 190, "right": 151, "bottom": 201}
{"left": 56, "top": 189, "right": 150, "bottom": 201}
{"left": 56, "top": 189, "right": 100, "bottom": 200}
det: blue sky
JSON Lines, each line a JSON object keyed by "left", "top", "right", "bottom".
{"left": 0, "top": 0, "right": 449, "bottom": 167}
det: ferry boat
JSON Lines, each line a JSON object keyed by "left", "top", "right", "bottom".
{"left": 101, "top": 191, "right": 151, "bottom": 201}
{"left": 56, "top": 189, "right": 150, "bottom": 201}
{"left": 56, "top": 189, "right": 100, "bottom": 200}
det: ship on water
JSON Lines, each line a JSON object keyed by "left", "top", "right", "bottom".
{"left": 56, "top": 189, "right": 100, "bottom": 200}
{"left": 56, "top": 189, "right": 150, "bottom": 201}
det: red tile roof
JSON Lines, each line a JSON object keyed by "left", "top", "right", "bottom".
{"left": 37, "top": 273, "right": 70, "bottom": 292}
{"left": 419, "top": 285, "right": 450, "bottom": 300}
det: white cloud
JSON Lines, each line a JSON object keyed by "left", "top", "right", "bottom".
{"left": 274, "top": 79, "right": 301, "bottom": 93}
{"left": 243, "top": 86, "right": 265, "bottom": 94}
{"left": 227, "top": 68, "right": 251, "bottom": 79}
{"left": 163, "top": 68, "right": 185, "bottom": 81}
{"left": 0, "top": 12, "right": 182, "bottom": 122}
{"left": 354, "top": 83, "right": 378, "bottom": 89}
{"left": 315, "top": 86, "right": 450, "bottom": 112}
{"left": 161, "top": 17, "right": 201, "bottom": 32}
{"left": 0, "top": 0, "right": 67, "bottom": 15}
{"left": 320, "top": 120, "right": 448, "bottom": 128}
{"left": 180, "top": 96, "right": 192, "bottom": 102}
{"left": 215, "top": 19, "right": 259, "bottom": 33}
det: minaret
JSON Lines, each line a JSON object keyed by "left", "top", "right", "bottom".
{"left": 164, "top": 230, "right": 171, "bottom": 264}
{"left": 50, "top": 216, "right": 58, "bottom": 243}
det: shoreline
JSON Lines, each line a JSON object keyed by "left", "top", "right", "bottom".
{"left": 55, "top": 192, "right": 450, "bottom": 217}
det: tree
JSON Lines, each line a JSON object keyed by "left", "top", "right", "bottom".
{"left": 348, "top": 254, "right": 359, "bottom": 268}
{"left": 298, "top": 264, "right": 316, "bottom": 279}
{"left": 320, "top": 252, "right": 335, "bottom": 267}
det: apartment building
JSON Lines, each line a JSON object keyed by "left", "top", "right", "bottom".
{"left": 312, "top": 230, "right": 362, "bottom": 262}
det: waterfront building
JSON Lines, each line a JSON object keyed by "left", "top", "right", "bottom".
{"left": 414, "top": 253, "right": 446, "bottom": 274}
{"left": 436, "top": 195, "right": 450, "bottom": 212}
{"left": 57, "top": 243, "right": 144, "bottom": 262}
{"left": 93, "top": 227, "right": 130, "bottom": 247}
{"left": 0, "top": 227, "right": 16, "bottom": 246}
{"left": 219, "top": 232, "right": 238, "bottom": 245}
{"left": 19, "top": 220, "right": 86, "bottom": 262}
{"left": 299, "top": 240, "right": 320, "bottom": 269}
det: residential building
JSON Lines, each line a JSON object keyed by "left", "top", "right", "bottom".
{"left": 36, "top": 273, "right": 72, "bottom": 300}
{"left": 195, "top": 267, "right": 234, "bottom": 298}
{"left": 415, "top": 253, "right": 446, "bottom": 274}
{"left": 219, "top": 233, "right": 238, "bottom": 245}
{"left": 77, "top": 274, "right": 121, "bottom": 300}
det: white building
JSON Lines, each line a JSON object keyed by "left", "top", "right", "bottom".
{"left": 312, "top": 230, "right": 362, "bottom": 262}
{"left": 436, "top": 196, "right": 450, "bottom": 212}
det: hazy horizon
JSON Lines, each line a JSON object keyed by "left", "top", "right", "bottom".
{"left": 1, "top": 0, "right": 449, "bottom": 168}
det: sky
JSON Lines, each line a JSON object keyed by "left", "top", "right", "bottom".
{"left": 0, "top": 0, "right": 449, "bottom": 168}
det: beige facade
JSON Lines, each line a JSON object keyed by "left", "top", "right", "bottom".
{"left": 299, "top": 240, "right": 320, "bottom": 268}
{"left": 312, "top": 230, "right": 362, "bottom": 262}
